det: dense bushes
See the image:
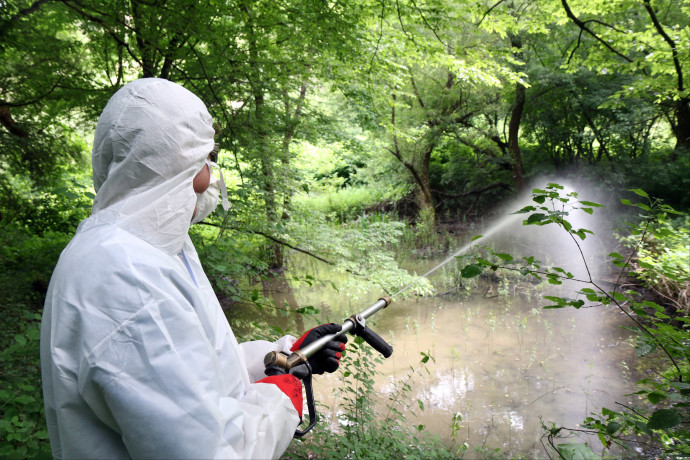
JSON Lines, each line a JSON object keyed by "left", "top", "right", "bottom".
{"left": 0, "top": 226, "right": 67, "bottom": 458}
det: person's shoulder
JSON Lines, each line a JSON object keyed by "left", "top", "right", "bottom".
{"left": 48, "top": 221, "right": 195, "bottom": 318}
{"left": 63, "top": 221, "right": 173, "bottom": 267}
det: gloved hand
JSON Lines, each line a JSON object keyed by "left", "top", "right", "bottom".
{"left": 257, "top": 374, "right": 303, "bottom": 418}
{"left": 291, "top": 323, "right": 347, "bottom": 375}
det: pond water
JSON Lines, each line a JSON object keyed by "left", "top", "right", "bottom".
{"left": 261, "top": 261, "right": 638, "bottom": 458}
{"left": 230, "top": 195, "right": 642, "bottom": 457}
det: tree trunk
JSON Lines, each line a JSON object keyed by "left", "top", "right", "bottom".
{"left": 508, "top": 35, "right": 526, "bottom": 193}
{"left": 673, "top": 99, "right": 690, "bottom": 152}
{"left": 418, "top": 147, "right": 436, "bottom": 227}
{"left": 245, "top": 7, "right": 283, "bottom": 271}
{"left": 508, "top": 81, "right": 526, "bottom": 192}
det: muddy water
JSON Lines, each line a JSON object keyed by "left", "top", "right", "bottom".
{"left": 257, "top": 254, "right": 638, "bottom": 458}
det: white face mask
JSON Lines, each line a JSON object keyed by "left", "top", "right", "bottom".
{"left": 191, "top": 159, "right": 230, "bottom": 224}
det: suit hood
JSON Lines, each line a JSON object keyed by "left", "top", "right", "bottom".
{"left": 90, "top": 78, "right": 215, "bottom": 255}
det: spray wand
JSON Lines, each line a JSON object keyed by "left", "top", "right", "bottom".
{"left": 264, "top": 296, "right": 394, "bottom": 438}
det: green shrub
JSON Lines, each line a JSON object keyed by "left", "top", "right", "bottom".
{"left": 284, "top": 338, "right": 465, "bottom": 459}
{"left": 0, "top": 311, "right": 50, "bottom": 459}
{"left": 0, "top": 226, "right": 72, "bottom": 306}
{"left": 620, "top": 214, "right": 689, "bottom": 312}
{"left": 295, "top": 185, "right": 409, "bottom": 223}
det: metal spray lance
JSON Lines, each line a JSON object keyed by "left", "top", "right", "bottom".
{"left": 263, "top": 296, "right": 394, "bottom": 438}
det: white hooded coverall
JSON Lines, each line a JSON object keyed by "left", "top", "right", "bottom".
{"left": 40, "top": 78, "right": 300, "bottom": 459}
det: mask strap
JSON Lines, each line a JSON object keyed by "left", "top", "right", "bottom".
{"left": 208, "top": 159, "right": 231, "bottom": 211}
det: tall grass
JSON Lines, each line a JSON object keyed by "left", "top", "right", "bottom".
{"left": 295, "top": 185, "right": 404, "bottom": 223}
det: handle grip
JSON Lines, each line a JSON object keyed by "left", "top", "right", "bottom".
{"left": 359, "top": 325, "right": 393, "bottom": 358}
{"left": 292, "top": 366, "right": 317, "bottom": 438}
{"left": 265, "top": 357, "right": 318, "bottom": 438}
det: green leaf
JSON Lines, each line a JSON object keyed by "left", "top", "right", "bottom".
{"left": 647, "top": 409, "right": 680, "bottom": 430}
{"left": 460, "top": 264, "right": 482, "bottom": 278}
{"left": 606, "top": 422, "right": 621, "bottom": 435}
{"left": 647, "top": 391, "right": 666, "bottom": 404}
{"left": 475, "top": 257, "right": 493, "bottom": 266}
{"left": 471, "top": 234, "right": 483, "bottom": 241}
{"left": 629, "top": 189, "right": 649, "bottom": 198}
{"left": 13, "top": 395, "right": 35, "bottom": 405}
{"left": 417, "top": 399, "right": 425, "bottom": 410}
{"left": 495, "top": 253, "right": 513, "bottom": 262}
{"left": 635, "top": 337, "right": 656, "bottom": 357}
{"left": 610, "top": 291, "right": 627, "bottom": 302}
{"left": 513, "top": 206, "right": 535, "bottom": 215}
{"left": 14, "top": 335, "right": 27, "bottom": 346}
{"left": 556, "top": 443, "right": 600, "bottom": 460}
{"left": 526, "top": 213, "right": 546, "bottom": 224}
{"left": 579, "top": 201, "right": 604, "bottom": 207}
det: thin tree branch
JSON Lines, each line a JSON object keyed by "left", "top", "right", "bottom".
{"left": 477, "top": 0, "right": 506, "bottom": 27}
{"left": 368, "top": 0, "right": 386, "bottom": 74}
{"left": 203, "top": 222, "right": 336, "bottom": 266}
{"left": 643, "top": 0, "right": 683, "bottom": 92}
{"left": 409, "top": 0, "right": 447, "bottom": 48}
{"left": 560, "top": 0, "right": 633, "bottom": 63}
{"left": 59, "top": 0, "right": 144, "bottom": 68}
{"left": 395, "top": 0, "right": 416, "bottom": 44}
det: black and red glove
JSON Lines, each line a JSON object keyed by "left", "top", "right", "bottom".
{"left": 291, "top": 323, "right": 347, "bottom": 375}
{"left": 257, "top": 374, "right": 303, "bottom": 417}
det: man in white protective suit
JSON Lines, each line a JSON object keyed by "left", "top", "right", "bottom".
{"left": 40, "top": 78, "right": 347, "bottom": 459}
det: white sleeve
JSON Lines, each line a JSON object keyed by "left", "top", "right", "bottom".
{"left": 78, "top": 300, "right": 299, "bottom": 459}
{"left": 239, "top": 336, "right": 297, "bottom": 383}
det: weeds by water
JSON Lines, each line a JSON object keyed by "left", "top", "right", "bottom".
{"left": 284, "top": 337, "right": 468, "bottom": 459}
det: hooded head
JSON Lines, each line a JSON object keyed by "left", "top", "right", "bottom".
{"left": 91, "top": 78, "right": 215, "bottom": 255}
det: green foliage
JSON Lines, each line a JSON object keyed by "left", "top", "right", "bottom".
{"left": 296, "top": 186, "right": 404, "bottom": 223}
{"left": 1, "top": 168, "right": 94, "bottom": 235}
{"left": 0, "top": 311, "right": 51, "bottom": 459}
{"left": 4, "top": 0, "right": 690, "bottom": 455}
{"left": 619, "top": 213, "right": 689, "bottom": 311}
{"left": 512, "top": 185, "right": 690, "bottom": 457}
{"left": 0, "top": 226, "right": 72, "bottom": 305}
{"left": 0, "top": 181, "right": 82, "bottom": 458}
